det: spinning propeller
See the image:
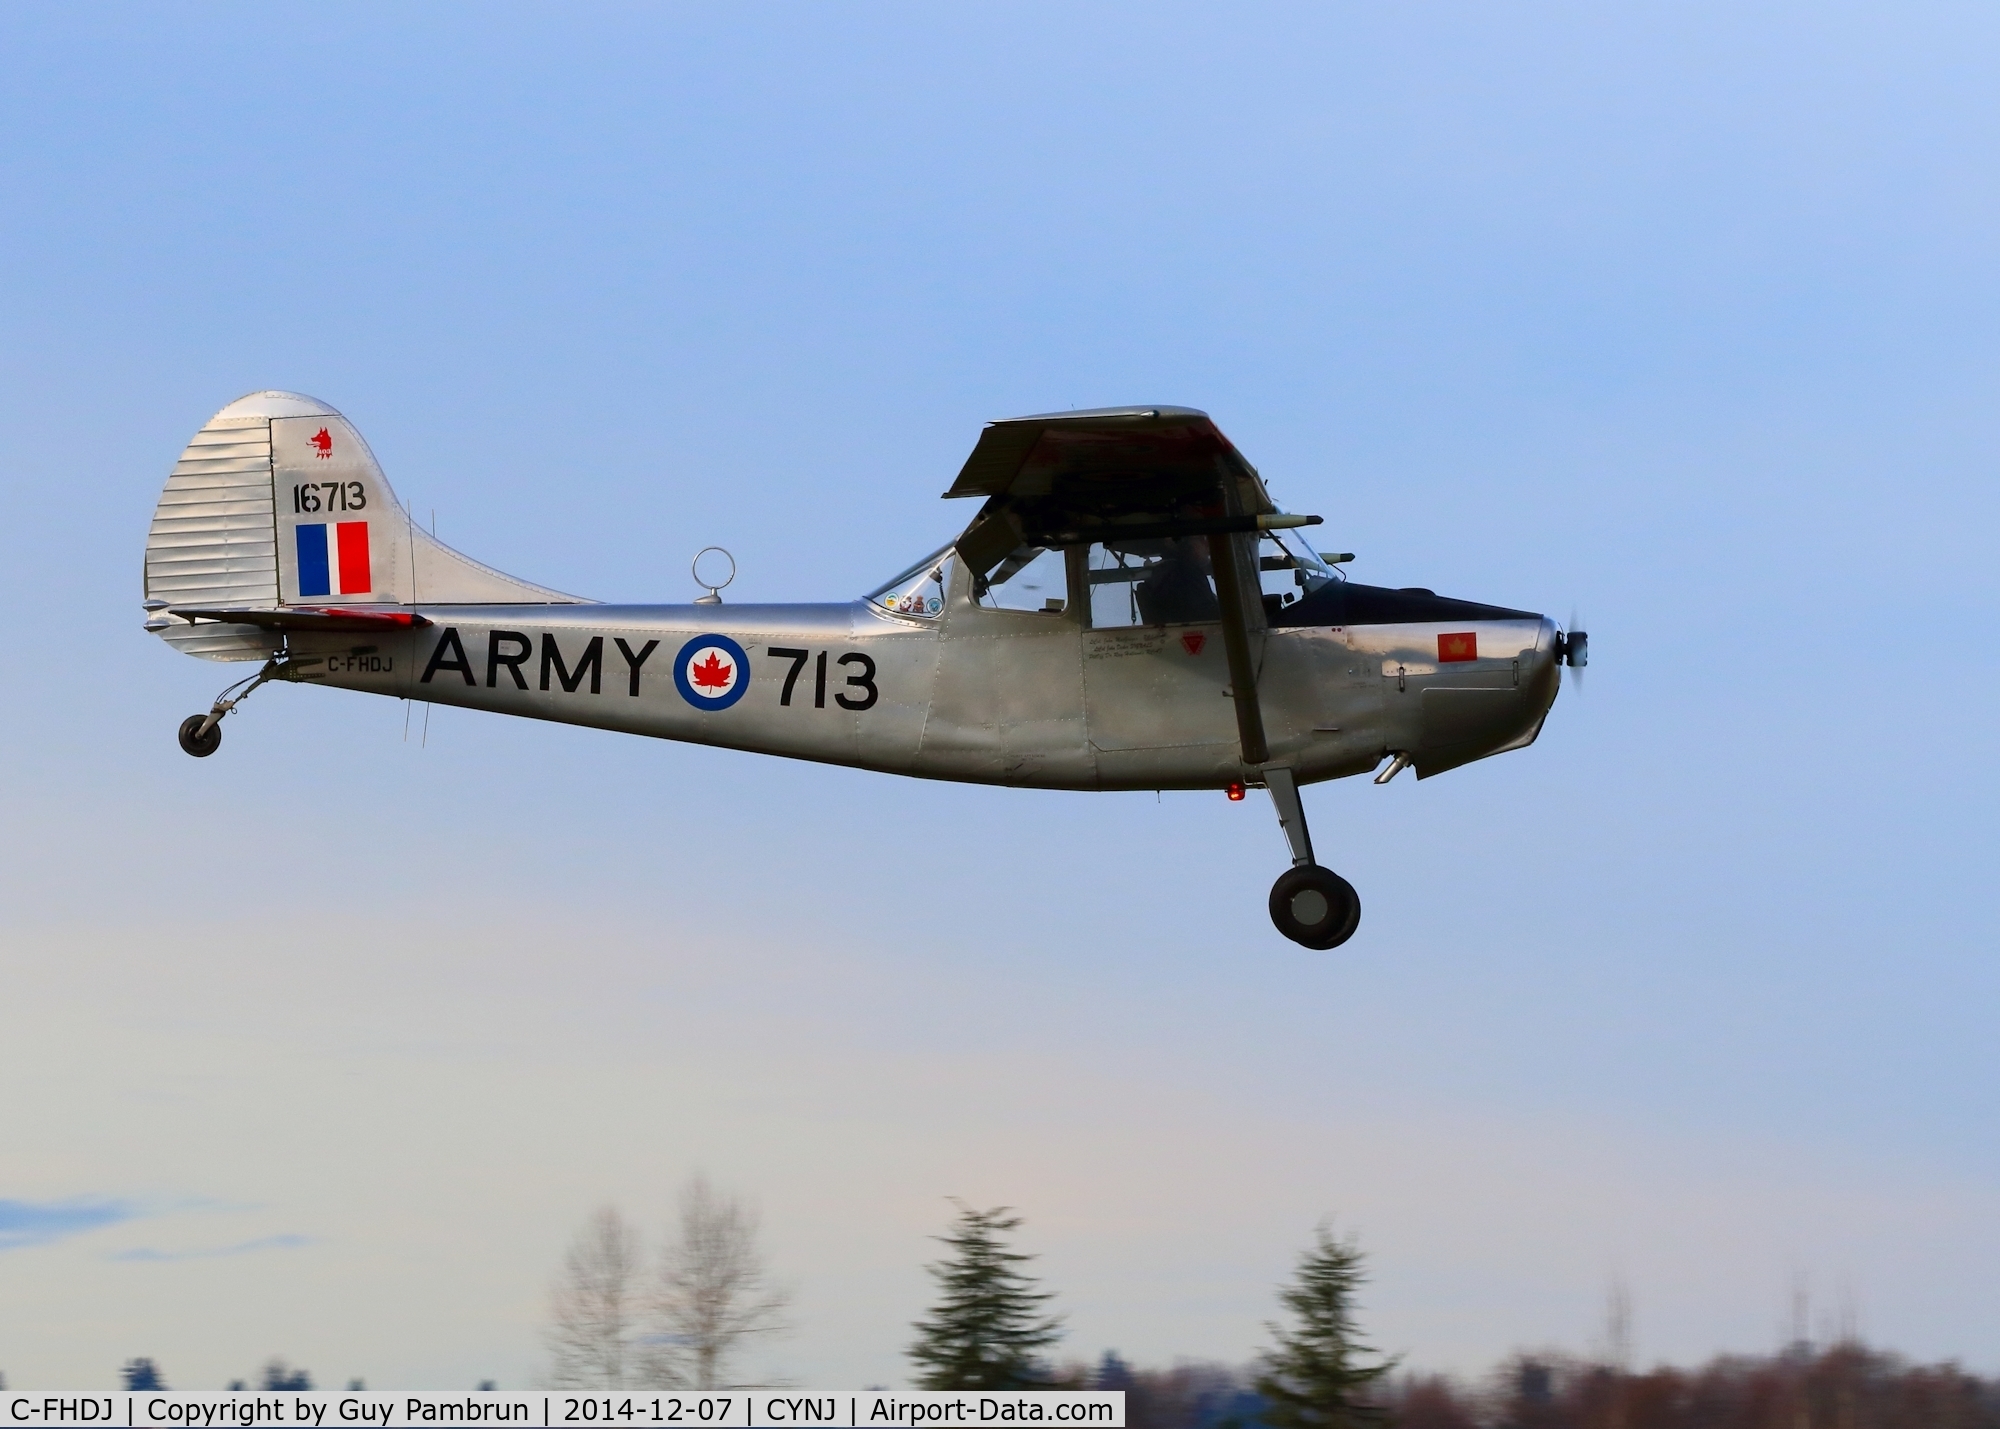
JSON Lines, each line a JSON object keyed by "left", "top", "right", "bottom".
{"left": 1555, "top": 608, "right": 1588, "bottom": 691}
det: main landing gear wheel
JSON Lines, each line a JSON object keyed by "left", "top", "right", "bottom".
{"left": 177, "top": 714, "right": 221, "bottom": 758}
{"left": 1269, "top": 864, "right": 1361, "bottom": 949}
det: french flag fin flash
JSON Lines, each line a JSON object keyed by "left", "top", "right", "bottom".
{"left": 296, "top": 521, "right": 372, "bottom": 597}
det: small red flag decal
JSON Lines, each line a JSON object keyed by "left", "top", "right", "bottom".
{"left": 1438, "top": 631, "right": 1477, "bottom": 663}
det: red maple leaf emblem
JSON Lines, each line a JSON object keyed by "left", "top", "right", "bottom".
{"left": 690, "top": 651, "right": 734, "bottom": 690}
{"left": 309, "top": 427, "right": 333, "bottom": 458}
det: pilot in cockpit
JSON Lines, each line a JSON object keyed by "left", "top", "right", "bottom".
{"left": 1128, "top": 536, "right": 1221, "bottom": 626}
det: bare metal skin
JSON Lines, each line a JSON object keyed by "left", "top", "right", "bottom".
{"left": 145, "top": 392, "right": 1579, "bottom": 946}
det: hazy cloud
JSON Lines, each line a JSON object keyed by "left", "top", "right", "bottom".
{"left": 110, "top": 1234, "right": 314, "bottom": 1263}
{"left": 0, "top": 1198, "right": 136, "bottom": 1251}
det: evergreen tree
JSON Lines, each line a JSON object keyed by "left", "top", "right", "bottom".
{"left": 258, "top": 1359, "right": 313, "bottom": 1392}
{"left": 908, "top": 1204, "right": 1062, "bottom": 1390}
{"left": 1093, "top": 1352, "right": 1136, "bottom": 1393}
{"left": 1253, "top": 1226, "right": 1397, "bottom": 1429}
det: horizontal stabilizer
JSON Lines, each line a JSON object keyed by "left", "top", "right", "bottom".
{"left": 165, "top": 605, "right": 433, "bottom": 633}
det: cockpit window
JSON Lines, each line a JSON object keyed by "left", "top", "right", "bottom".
{"left": 1086, "top": 536, "right": 1219, "bottom": 628}
{"left": 973, "top": 544, "right": 1070, "bottom": 614}
{"left": 865, "top": 523, "right": 1332, "bottom": 624}
{"left": 866, "top": 546, "right": 954, "bottom": 619}
{"left": 1084, "top": 523, "right": 1334, "bottom": 627}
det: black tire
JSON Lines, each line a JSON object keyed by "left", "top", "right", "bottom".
{"left": 1268, "top": 864, "right": 1361, "bottom": 949}
{"left": 178, "top": 714, "right": 221, "bottom": 758}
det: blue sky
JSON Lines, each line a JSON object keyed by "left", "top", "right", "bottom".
{"left": 2, "top": 0, "right": 1998, "bottom": 1391}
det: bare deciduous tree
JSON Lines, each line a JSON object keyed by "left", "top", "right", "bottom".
{"left": 548, "top": 1205, "right": 649, "bottom": 1389}
{"left": 653, "top": 1175, "right": 790, "bottom": 1389}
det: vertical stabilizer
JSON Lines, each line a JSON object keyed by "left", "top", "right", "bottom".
{"left": 146, "top": 391, "right": 588, "bottom": 660}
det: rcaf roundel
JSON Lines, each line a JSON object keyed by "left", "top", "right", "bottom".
{"left": 673, "top": 634, "right": 751, "bottom": 710}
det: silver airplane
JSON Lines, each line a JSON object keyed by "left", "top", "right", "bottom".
{"left": 144, "top": 391, "right": 1584, "bottom": 948}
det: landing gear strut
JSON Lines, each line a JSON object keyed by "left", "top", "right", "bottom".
{"left": 1262, "top": 767, "right": 1361, "bottom": 948}
{"left": 176, "top": 655, "right": 292, "bottom": 758}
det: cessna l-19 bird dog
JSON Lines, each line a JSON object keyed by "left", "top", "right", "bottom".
{"left": 143, "top": 392, "right": 1583, "bottom": 947}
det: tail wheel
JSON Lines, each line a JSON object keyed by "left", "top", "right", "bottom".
{"left": 178, "top": 715, "right": 221, "bottom": 758}
{"left": 1269, "top": 864, "right": 1361, "bottom": 949}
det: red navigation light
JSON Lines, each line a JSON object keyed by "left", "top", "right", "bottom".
{"left": 1226, "top": 782, "right": 1246, "bottom": 801}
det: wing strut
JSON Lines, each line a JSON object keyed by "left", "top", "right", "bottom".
{"left": 1206, "top": 507, "right": 1270, "bottom": 768}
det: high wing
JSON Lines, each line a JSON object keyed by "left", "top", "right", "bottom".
{"left": 946, "top": 405, "right": 1319, "bottom": 776}
{"left": 944, "top": 406, "right": 1285, "bottom": 561}
{"left": 946, "top": 405, "right": 1273, "bottom": 509}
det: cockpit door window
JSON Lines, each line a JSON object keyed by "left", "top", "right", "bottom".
{"left": 1084, "top": 536, "right": 1220, "bottom": 628}
{"left": 972, "top": 544, "right": 1071, "bottom": 614}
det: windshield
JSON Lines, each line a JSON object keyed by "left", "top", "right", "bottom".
{"left": 866, "top": 546, "right": 954, "bottom": 619}
{"left": 1261, "top": 528, "right": 1339, "bottom": 596}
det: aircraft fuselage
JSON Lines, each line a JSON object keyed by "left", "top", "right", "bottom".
{"left": 285, "top": 591, "right": 1559, "bottom": 790}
